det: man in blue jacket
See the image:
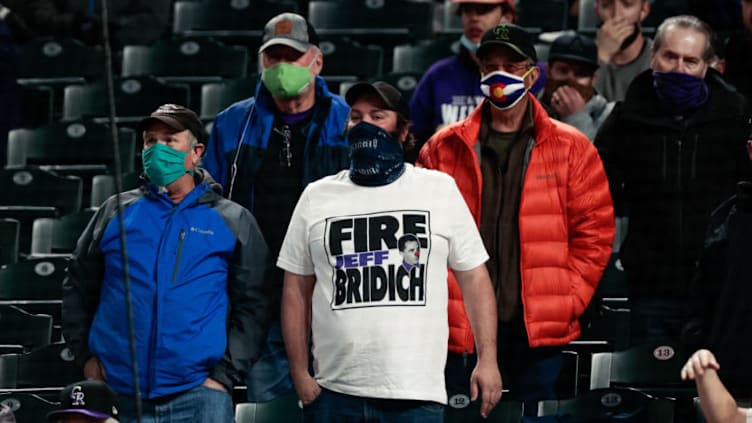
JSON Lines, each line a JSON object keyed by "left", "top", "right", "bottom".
{"left": 63, "top": 104, "right": 271, "bottom": 423}
{"left": 203, "top": 12, "right": 350, "bottom": 402}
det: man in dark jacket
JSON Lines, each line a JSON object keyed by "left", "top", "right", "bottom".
{"left": 595, "top": 15, "right": 751, "bottom": 346}
{"left": 202, "top": 12, "right": 350, "bottom": 402}
{"left": 63, "top": 104, "right": 271, "bottom": 423}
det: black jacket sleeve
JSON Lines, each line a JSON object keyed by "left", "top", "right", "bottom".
{"left": 211, "top": 203, "right": 273, "bottom": 390}
{"left": 61, "top": 202, "right": 115, "bottom": 367}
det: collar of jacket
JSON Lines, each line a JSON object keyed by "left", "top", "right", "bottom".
{"left": 451, "top": 93, "right": 555, "bottom": 150}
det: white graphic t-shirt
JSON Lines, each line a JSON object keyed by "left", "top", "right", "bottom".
{"left": 277, "top": 165, "right": 488, "bottom": 404}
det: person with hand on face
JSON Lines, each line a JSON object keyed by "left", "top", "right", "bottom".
{"left": 594, "top": 0, "right": 652, "bottom": 101}
{"left": 62, "top": 104, "right": 272, "bottom": 423}
{"left": 409, "top": 0, "right": 516, "bottom": 161}
{"left": 280, "top": 81, "right": 502, "bottom": 422}
{"left": 202, "top": 12, "right": 350, "bottom": 403}
{"left": 541, "top": 33, "right": 614, "bottom": 141}
{"left": 418, "top": 23, "right": 614, "bottom": 418}
{"left": 595, "top": 15, "right": 751, "bottom": 346}
{"left": 681, "top": 349, "right": 752, "bottom": 423}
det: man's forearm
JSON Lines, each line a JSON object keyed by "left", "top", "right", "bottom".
{"left": 454, "top": 265, "right": 498, "bottom": 363}
{"left": 280, "top": 272, "right": 315, "bottom": 378}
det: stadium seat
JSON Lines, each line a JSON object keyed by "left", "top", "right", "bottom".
{"left": 391, "top": 36, "right": 460, "bottom": 74}
{"left": 235, "top": 393, "right": 303, "bottom": 423}
{"left": 589, "top": 341, "right": 696, "bottom": 422}
{"left": 579, "top": 304, "right": 631, "bottom": 351}
{"left": 444, "top": 398, "right": 523, "bottom": 423}
{"left": 375, "top": 72, "right": 422, "bottom": 103}
{"left": 7, "top": 121, "right": 136, "bottom": 177}
{"left": 537, "top": 387, "right": 675, "bottom": 422}
{"left": 0, "top": 219, "right": 19, "bottom": 266}
{"left": 0, "top": 392, "right": 58, "bottom": 422}
{"left": 15, "top": 38, "right": 105, "bottom": 86}
{"left": 0, "top": 305, "right": 52, "bottom": 351}
{"left": 122, "top": 38, "right": 249, "bottom": 82}
{"left": 308, "top": 0, "right": 435, "bottom": 43}
{"left": 0, "top": 168, "right": 83, "bottom": 215}
{"left": 577, "top": 0, "right": 598, "bottom": 31}
{"left": 318, "top": 37, "right": 383, "bottom": 92}
{"left": 0, "top": 342, "right": 82, "bottom": 388}
{"left": 16, "top": 84, "right": 54, "bottom": 128}
{"left": 172, "top": 0, "right": 300, "bottom": 40}
{"left": 90, "top": 172, "right": 143, "bottom": 208}
{"left": 0, "top": 257, "right": 69, "bottom": 300}
{"left": 200, "top": 76, "right": 258, "bottom": 121}
{"left": 516, "top": 0, "right": 569, "bottom": 32}
{"left": 62, "top": 77, "right": 190, "bottom": 123}
{"left": 30, "top": 210, "right": 96, "bottom": 256}
{"left": 0, "top": 169, "right": 83, "bottom": 254}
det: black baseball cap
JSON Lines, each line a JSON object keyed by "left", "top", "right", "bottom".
{"left": 345, "top": 81, "right": 410, "bottom": 119}
{"left": 548, "top": 33, "right": 599, "bottom": 69}
{"left": 47, "top": 380, "right": 119, "bottom": 421}
{"left": 259, "top": 12, "right": 320, "bottom": 54}
{"left": 476, "top": 23, "right": 538, "bottom": 62}
{"left": 138, "top": 104, "right": 206, "bottom": 144}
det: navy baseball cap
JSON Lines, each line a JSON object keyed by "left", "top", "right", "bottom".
{"left": 548, "top": 33, "right": 599, "bottom": 69}
{"left": 47, "top": 380, "right": 119, "bottom": 421}
{"left": 345, "top": 81, "right": 410, "bottom": 119}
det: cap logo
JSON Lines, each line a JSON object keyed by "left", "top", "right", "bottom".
{"left": 494, "top": 25, "right": 510, "bottom": 41}
{"left": 274, "top": 20, "right": 293, "bottom": 35}
{"left": 70, "top": 386, "right": 86, "bottom": 406}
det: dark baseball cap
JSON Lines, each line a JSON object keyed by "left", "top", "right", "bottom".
{"left": 548, "top": 33, "right": 599, "bottom": 69}
{"left": 345, "top": 81, "right": 410, "bottom": 119}
{"left": 476, "top": 23, "right": 537, "bottom": 62}
{"left": 138, "top": 104, "right": 206, "bottom": 144}
{"left": 47, "top": 380, "right": 119, "bottom": 421}
{"left": 259, "top": 12, "right": 320, "bottom": 54}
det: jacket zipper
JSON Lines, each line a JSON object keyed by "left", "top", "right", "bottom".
{"left": 676, "top": 138, "right": 684, "bottom": 251}
{"left": 171, "top": 230, "right": 185, "bottom": 282}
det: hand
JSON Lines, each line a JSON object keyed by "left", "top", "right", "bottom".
{"left": 551, "top": 86, "right": 587, "bottom": 118}
{"left": 83, "top": 356, "right": 107, "bottom": 381}
{"left": 681, "top": 349, "right": 720, "bottom": 381}
{"left": 202, "top": 377, "right": 228, "bottom": 392}
{"left": 292, "top": 372, "right": 321, "bottom": 406}
{"left": 469, "top": 359, "right": 503, "bottom": 418}
{"left": 596, "top": 17, "right": 634, "bottom": 63}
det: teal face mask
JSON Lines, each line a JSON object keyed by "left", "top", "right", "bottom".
{"left": 261, "top": 57, "right": 316, "bottom": 98}
{"left": 142, "top": 143, "right": 194, "bottom": 187}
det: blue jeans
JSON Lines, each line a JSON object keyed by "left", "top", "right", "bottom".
{"left": 117, "top": 384, "right": 234, "bottom": 423}
{"left": 303, "top": 388, "right": 444, "bottom": 423}
{"left": 246, "top": 320, "right": 295, "bottom": 401}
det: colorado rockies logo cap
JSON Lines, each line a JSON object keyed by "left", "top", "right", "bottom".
{"left": 47, "top": 380, "right": 119, "bottom": 421}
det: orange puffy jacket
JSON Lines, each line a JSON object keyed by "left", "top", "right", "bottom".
{"left": 417, "top": 95, "right": 614, "bottom": 353}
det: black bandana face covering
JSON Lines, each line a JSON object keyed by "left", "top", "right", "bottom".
{"left": 347, "top": 121, "right": 405, "bottom": 187}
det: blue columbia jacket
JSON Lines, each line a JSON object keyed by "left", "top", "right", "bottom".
{"left": 203, "top": 76, "right": 350, "bottom": 211}
{"left": 62, "top": 170, "right": 271, "bottom": 398}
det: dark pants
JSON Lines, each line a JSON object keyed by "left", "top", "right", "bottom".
{"left": 499, "top": 317, "right": 563, "bottom": 421}
{"left": 629, "top": 298, "right": 690, "bottom": 346}
{"left": 303, "top": 388, "right": 444, "bottom": 423}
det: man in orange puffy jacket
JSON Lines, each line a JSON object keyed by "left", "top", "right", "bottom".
{"left": 417, "top": 23, "right": 614, "bottom": 414}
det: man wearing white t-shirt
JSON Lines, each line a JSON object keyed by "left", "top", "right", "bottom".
{"left": 279, "top": 81, "right": 501, "bottom": 422}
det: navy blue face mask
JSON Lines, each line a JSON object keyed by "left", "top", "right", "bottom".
{"left": 653, "top": 71, "right": 709, "bottom": 115}
{"left": 347, "top": 121, "right": 405, "bottom": 187}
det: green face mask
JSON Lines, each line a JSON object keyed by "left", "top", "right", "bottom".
{"left": 142, "top": 143, "right": 194, "bottom": 187}
{"left": 262, "top": 61, "right": 313, "bottom": 98}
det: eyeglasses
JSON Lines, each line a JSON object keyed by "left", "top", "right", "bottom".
{"left": 273, "top": 124, "right": 292, "bottom": 168}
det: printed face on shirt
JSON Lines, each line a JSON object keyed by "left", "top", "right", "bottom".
{"left": 650, "top": 26, "right": 709, "bottom": 78}
{"left": 399, "top": 238, "right": 420, "bottom": 266}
